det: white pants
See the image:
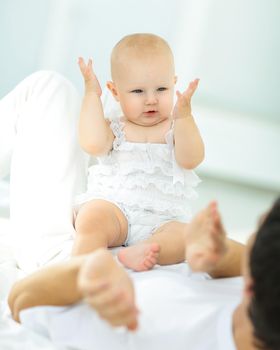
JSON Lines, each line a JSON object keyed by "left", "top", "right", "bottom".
{"left": 0, "top": 71, "right": 89, "bottom": 273}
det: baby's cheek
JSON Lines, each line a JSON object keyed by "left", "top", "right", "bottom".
{"left": 162, "top": 99, "right": 173, "bottom": 115}
{"left": 120, "top": 99, "right": 132, "bottom": 113}
{"left": 126, "top": 104, "right": 139, "bottom": 116}
{"left": 122, "top": 103, "right": 139, "bottom": 119}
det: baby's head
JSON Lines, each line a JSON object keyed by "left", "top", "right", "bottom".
{"left": 107, "top": 33, "right": 177, "bottom": 126}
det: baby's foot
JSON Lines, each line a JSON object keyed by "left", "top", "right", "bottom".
{"left": 185, "top": 202, "right": 227, "bottom": 273}
{"left": 77, "top": 249, "right": 138, "bottom": 330}
{"left": 117, "top": 243, "right": 160, "bottom": 272}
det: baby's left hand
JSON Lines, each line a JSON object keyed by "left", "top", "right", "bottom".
{"left": 173, "top": 79, "right": 199, "bottom": 119}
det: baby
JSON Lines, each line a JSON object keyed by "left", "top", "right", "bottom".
{"left": 73, "top": 33, "right": 205, "bottom": 271}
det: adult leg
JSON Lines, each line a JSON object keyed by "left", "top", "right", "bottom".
{"left": 0, "top": 71, "right": 89, "bottom": 273}
{"left": 8, "top": 254, "right": 86, "bottom": 322}
{"left": 8, "top": 249, "right": 138, "bottom": 330}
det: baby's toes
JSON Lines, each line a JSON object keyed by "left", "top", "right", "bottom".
{"left": 150, "top": 243, "right": 160, "bottom": 253}
{"left": 143, "top": 257, "right": 157, "bottom": 270}
{"left": 147, "top": 250, "right": 159, "bottom": 261}
{"left": 143, "top": 258, "right": 155, "bottom": 270}
{"left": 148, "top": 256, "right": 158, "bottom": 266}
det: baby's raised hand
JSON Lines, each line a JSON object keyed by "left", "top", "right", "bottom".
{"left": 173, "top": 78, "right": 199, "bottom": 119}
{"left": 78, "top": 57, "right": 102, "bottom": 96}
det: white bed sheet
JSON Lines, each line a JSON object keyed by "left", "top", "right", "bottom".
{"left": 0, "top": 223, "right": 69, "bottom": 350}
{"left": 20, "top": 265, "right": 241, "bottom": 350}
{"left": 0, "top": 219, "right": 241, "bottom": 350}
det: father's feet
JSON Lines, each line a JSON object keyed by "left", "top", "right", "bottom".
{"left": 185, "top": 202, "right": 227, "bottom": 273}
{"left": 77, "top": 249, "right": 138, "bottom": 330}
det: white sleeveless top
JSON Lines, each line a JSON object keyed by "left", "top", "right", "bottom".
{"left": 75, "top": 117, "right": 201, "bottom": 220}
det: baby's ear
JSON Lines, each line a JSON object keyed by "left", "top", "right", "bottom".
{"left": 174, "top": 76, "right": 178, "bottom": 84}
{"left": 106, "top": 81, "right": 119, "bottom": 101}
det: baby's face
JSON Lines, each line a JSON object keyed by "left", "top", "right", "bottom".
{"left": 109, "top": 53, "right": 176, "bottom": 126}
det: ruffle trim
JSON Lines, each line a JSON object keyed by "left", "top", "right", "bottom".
{"left": 88, "top": 162, "right": 200, "bottom": 187}
{"left": 87, "top": 172, "right": 199, "bottom": 198}
{"left": 109, "top": 118, "right": 172, "bottom": 152}
{"left": 116, "top": 140, "right": 170, "bottom": 152}
{"left": 75, "top": 190, "right": 195, "bottom": 218}
{"left": 89, "top": 161, "right": 172, "bottom": 177}
{"left": 110, "top": 119, "right": 126, "bottom": 150}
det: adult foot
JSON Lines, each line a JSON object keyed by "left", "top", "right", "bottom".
{"left": 77, "top": 249, "right": 138, "bottom": 330}
{"left": 185, "top": 202, "right": 227, "bottom": 273}
{"left": 117, "top": 243, "right": 160, "bottom": 271}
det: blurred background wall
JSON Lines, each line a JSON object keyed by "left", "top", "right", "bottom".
{"left": 0, "top": 0, "right": 279, "bottom": 240}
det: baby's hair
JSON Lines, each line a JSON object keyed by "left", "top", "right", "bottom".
{"left": 110, "top": 33, "right": 174, "bottom": 81}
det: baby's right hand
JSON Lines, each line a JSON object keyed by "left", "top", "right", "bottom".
{"left": 78, "top": 57, "right": 102, "bottom": 96}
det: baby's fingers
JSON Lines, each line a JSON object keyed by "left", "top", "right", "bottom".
{"left": 176, "top": 90, "right": 183, "bottom": 99}
{"left": 86, "top": 58, "right": 93, "bottom": 72}
{"left": 182, "top": 78, "right": 200, "bottom": 99}
{"left": 78, "top": 57, "right": 94, "bottom": 79}
{"left": 78, "top": 57, "right": 87, "bottom": 74}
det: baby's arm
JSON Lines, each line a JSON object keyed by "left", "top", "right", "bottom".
{"left": 78, "top": 58, "right": 114, "bottom": 156}
{"left": 173, "top": 79, "right": 204, "bottom": 169}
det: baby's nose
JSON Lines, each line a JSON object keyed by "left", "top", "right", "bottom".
{"left": 145, "top": 93, "right": 157, "bottom": 104}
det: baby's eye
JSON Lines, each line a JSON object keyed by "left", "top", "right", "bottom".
{"left": 131, "top": 89, "right": 143, "bottom": 93}
{"left": 157, "top": 87, "right": 167, "bottom": 92}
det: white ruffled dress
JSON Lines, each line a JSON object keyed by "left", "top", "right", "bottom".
{"left": 75, "top": 117, "right": 201, "bottom": 244}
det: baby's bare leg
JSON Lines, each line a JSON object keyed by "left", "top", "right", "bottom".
{"left": 145, "top": 221, "right": 187, "bottom": 265}
{"left": 117, "top": 222, "right": 186, "bottom": 271}
{"left": 119, "top": 202, "right": 244, "bottom": 277}
{"left": 72, "top": 199, "right": 128, "bottom": 255}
